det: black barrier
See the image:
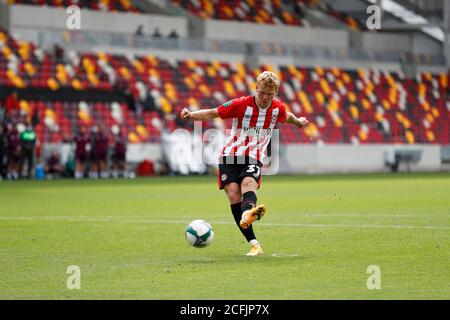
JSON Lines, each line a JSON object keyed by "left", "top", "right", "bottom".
{"left": 0, "top": 86, "right": 130, "bottom": 104}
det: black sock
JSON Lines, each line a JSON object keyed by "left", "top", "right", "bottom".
{"left": 241, "top": 191, "right": 257, "bottom": 212}
{"left": 231, "top": 202, "right": 256, "bottom": 242}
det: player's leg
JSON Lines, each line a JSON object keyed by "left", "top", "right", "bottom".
{"left": 75, "top": 158, "right": 83, "bottom": 179}
{"left": 111, "top": 158, "right": 119, "bottom": 178}
{"left": 219, "top": 163, "right": 260, "bottom": 252}
{"left": 223, "top": 181, "right": 241, "bottom": 203}
{"left": 0, "top": 150, "right": 4, "bottom": 179}
{"left": 18, "top": 149, "right": 25, "bottom": 179}
{"left": 13, "top": 156, "right": 20, "bottom": 179}
{"left": 99, "top": 158, "right": 108, "bottom": 179}
{"left": 239, "top": 175, "right": 266, "bottom": 230}
{"left": 223, "top": 182, "right": 242, "bottom": 226}
{"left": 121, "top": 159, "right": 129, "bottom": 178}
{"left": 6, "top": 154, "right": 17, "bottom": 179}
{"left": 239, "top": 177, "right": 265, "bottom": 256}
{"left": 6, "top": 156, "right": 12, "bottom": 179}
{"left": 27, "top": 149, "right": 34, "bottom": 179}
{"left": 90, "top": 155, "right": 98, "bottom": 179}
{"left": 223, "top": 182, "right": 258, "bottom": 243}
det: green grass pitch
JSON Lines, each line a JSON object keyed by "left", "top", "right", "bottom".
{"left": 0, "top": 173, "right": 449, "bottom": 299}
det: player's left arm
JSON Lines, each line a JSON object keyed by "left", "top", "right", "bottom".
{"left": 284, "top": 112, "right": 309, "bottom": 128}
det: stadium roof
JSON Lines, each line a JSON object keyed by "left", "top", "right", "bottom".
{"left": 365, "top": 0, "right": 445, "bottom": 42}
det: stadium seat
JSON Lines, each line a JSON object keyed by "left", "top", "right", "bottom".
{"left": 6, "top": 0, "right": 143, "bottom": 13}
{"left": 171, "top": 0, "right": 303, "bottom": 26}
{"left": 0, "top": 29, "right": 448, "bottom": 145}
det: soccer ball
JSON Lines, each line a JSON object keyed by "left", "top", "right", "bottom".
{"left": 185, "top": 220, "right": 214, "bottom": 248}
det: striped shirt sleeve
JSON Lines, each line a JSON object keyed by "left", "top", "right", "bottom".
{"left": 217, "top": 96, "right": 246, "bottom": 119}
{"left": 277, "top": 103, "right": 288, "bottom": 123}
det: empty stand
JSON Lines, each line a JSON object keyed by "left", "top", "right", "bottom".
{"left": 6, "top": 0, "right": 142, "bottom": 13}
{"left": 171, "top": 0, "right": 303, "bottom": 26}
{"left": 1, "top": 30, "right": 448, "bottom": 145}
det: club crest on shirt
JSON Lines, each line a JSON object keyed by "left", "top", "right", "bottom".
{"left": 271, "top": 114, "right": 277, "bottom": 124}
{"left": 221, "top": 174, "right": 227, "bottom": 181}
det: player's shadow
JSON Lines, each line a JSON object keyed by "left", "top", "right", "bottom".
{"left": 185, "top": 253, "right": 303, "bottom": 265}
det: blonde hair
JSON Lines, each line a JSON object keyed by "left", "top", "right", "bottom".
{"left": 256, "top": 71, "right": 280, "bottom": 89}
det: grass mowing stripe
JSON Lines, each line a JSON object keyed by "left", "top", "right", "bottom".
{"left": 1, "top": 173, "right": 448, "bottom": 299}
{"left": 1, "top": 216, "right": 449, "bottom": 230}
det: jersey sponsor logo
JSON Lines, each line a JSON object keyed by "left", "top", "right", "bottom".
{"left": 242, "top": 127, "right": 272, "bottom": 137}
{"left": 222, "top": 100, "right": 233, "bottom": 108}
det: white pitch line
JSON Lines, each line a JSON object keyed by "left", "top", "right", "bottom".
{"left": 260, "top": 222, "right": 450, "bottom": 230}
{"left": 0, "top": 216, "right": 449, "bottom": 230}
{"left": 289, "top": 214, "right": 443, "bottom": 218}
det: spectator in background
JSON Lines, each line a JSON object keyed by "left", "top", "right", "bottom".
{"left": 134, "top": 24, "right": 146, "bottom": 47}
{"left": 0, "top": 123, "right": 5, "bottom": 179}
{"left": 5, "top": 91, "right": 19, "bottom": 119}
{"left": 74, "top": 126, "right": 90, "bottom": 179}
{"left": 88, "top": 126, "right": 99, "bottom": 179}
{"left": 90, "top": 125, "right": 109, "bottom": 179}
{"left": 294, "top": 1, "right": 306, "bottom": 19}
{"left": 144, "top": 93, "right": 157, "bottom": 113}
{"left": 114, "top": 78, "right": 134, "bottom": 109}
{"left": 152, "top": 27, "right": 162, "bottom": 38}
{"left": 45, "top": 149, "right": 64, "bottom": 179}
{"left": 130, "top": 84, "right": 142, "bottom": 114}
{"left": 114, "top": 77, "right": 128, "bottom": 93}
{"left": 167, "top": 29, "right": 180, "bottom": 49}
{"left": 6, "top": 123, "right": 20, "bottom": 180}
{"left": 53, "top": 44, "right": 65, "bottom": 63}
{"left": 28, "top": 103, "right": 40, "bottom": 127}
{"left": 134, "top": 24, "right": 145, "bottom": 37}
{"left": 34, "top": 108, "right": 40, "bottom": 126}
{"left": 0, "top": 100, "right": 5, "bottom": 124}
{"left": 111, "top": 127, "right": 128, "bottom": 178}
{"left": 168, "top": 29, "right": 179, "bottom": 39}
{"left": 19, "top": 122, "right": 36, "bottom": 179}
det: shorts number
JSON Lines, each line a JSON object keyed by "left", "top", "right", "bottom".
{"left": 246, "top": 165, "right": 260, "bottom": 177}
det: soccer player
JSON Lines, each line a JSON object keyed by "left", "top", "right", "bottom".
{"left": 0, "top": 123, "right": 5, "bottom": 180}
{"left": 111, "top": 127, "right": 128, "bottom": 178}
{"left": 181, "top": 71, "right": 309, "bottom": 256}
{"left": 73, "top": 126, "right": 89, "bottom": 179}
{"left": 18, "top": 122, "right": 36, "bottom": 179}
{"left": 89, "top": 126, "right": 109, "bottom": 179}
{"left": 5, "top": 123, "right": 20, "bottom": 180}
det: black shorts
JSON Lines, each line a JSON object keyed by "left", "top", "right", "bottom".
{"left": 75, "top": 152, "right": 87, "bottom": 163}
{"left": 217, "top": 156, "right": 262, "bottom": 190}
{"left": 91, "top": 151, "right": 107, "bottom": 161}
{"left": 112, "top": 152, "right": 126, "bottom": 162}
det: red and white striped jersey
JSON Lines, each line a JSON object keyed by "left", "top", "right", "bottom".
{"left": 217, "top": 95, "right": 287, "bottom": 163}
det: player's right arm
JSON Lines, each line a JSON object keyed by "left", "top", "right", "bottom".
{"left": 181, "top": 97, "right": 245, "bottom": 121}
{"left": 180, "top": 107, "right": 219, "bottom": 121}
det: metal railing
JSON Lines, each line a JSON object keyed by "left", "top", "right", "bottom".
{"left": 35, "top": 29, "right": 446, "bottom": 65}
